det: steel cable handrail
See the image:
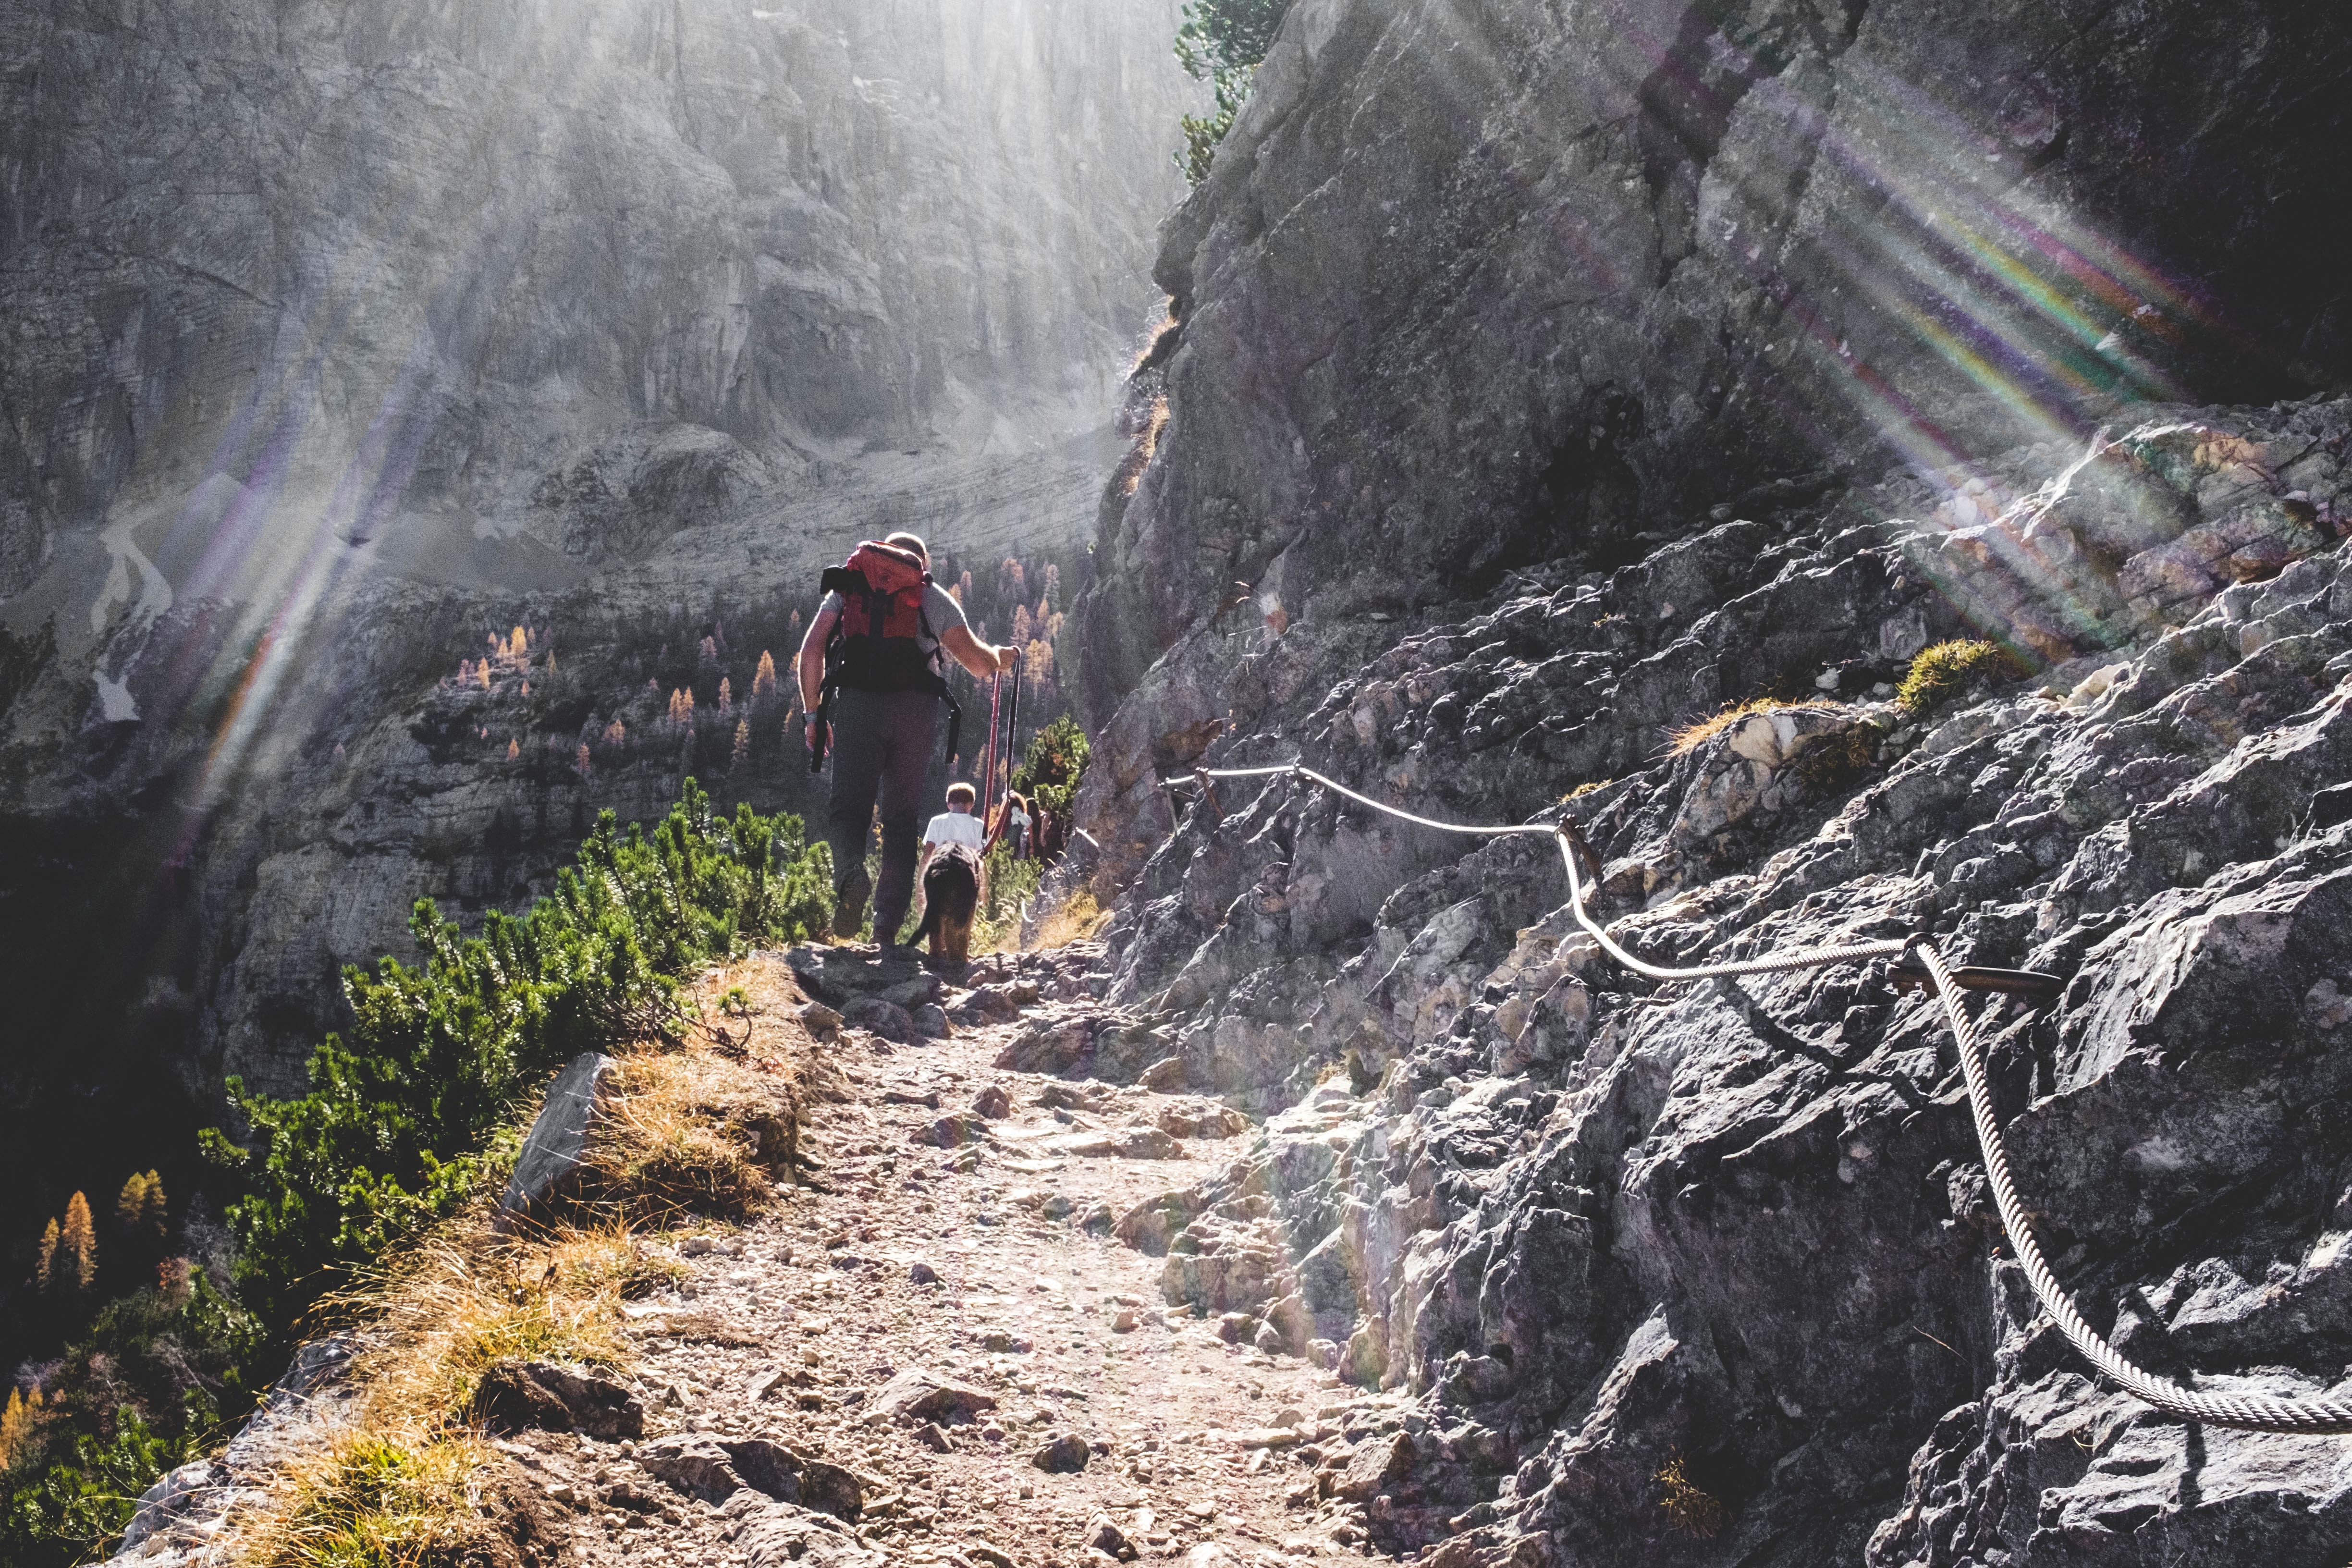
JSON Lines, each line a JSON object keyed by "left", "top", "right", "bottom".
{"left": 1165, "top": 757, "right": 2352, "bottom": 1432}
{"left": 1918, "top": 942, "right": 2352, "bottom": 1433}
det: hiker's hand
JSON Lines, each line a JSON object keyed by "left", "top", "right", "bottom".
{"left": 805, "top": 715, "right": 822, "bottom": 749}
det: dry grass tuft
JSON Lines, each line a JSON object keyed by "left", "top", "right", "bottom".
{"left": 571, "top": 958, "right": 804, "bottom": 1226}
{"left": 1666, "top": 697, "right": 1844, "bottom": 755}
{"left": 1655, "top": 1449, "right": 1726, "bottom": 1539}
{"left": 241, "top": 1222, "right": 638, "bottom": 1567}
{"left": 1032, "top": 887, "right": 1112, "bottom": 949}
{"left": 577, "top": 1049, "right": 791, "bottom": 1225}
{"left": 234, "top": 960, "right": 816, "bottom": 1567}
{"left": 248, "top": 1429, "right": 492, "bottom": 1568}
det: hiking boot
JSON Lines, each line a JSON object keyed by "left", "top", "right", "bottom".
{"left": 833, "top": 866, "right": 871, "bottom": 940}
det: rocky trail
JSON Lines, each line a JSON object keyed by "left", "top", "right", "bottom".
{"left": 503, "top": 942, "right": 1412, "bottom": 1568}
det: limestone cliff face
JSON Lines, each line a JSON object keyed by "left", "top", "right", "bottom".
{"left": 1083, "top": 0, "right": 2352, "bottom": 715}
{"left": 1067, "top": 0, "right": 2352, "bottom": 1562}
{"left": 0, "top": 0, "right": 1193, "bottom": 1292}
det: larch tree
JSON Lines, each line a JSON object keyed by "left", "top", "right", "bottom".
{"left": 60, "top": 1192, "right": 96, "bottom": 1290}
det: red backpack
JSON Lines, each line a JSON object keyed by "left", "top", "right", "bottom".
{"left": 830, "top": 541, "right": 931, "bottom": 643}
{"left": 811, "top": 541, "right": 963, "bottom": 771}
{"left": 820, "top": 540, "right": 939, "bottom": 692}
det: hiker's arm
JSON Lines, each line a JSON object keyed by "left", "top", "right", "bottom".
{"left": 941, "top": 624, "right": 1013, "bottom": 678}
{"left": 798, "top": 605, "right": 837, "bottom": 721}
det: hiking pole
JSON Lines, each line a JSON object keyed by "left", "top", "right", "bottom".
{"left": 1002, "top": 644, "right": 1022, "bottom": 798}
{"left": 988, "top": 647, "right": 1023, "bottom": 852}
{"left": 979, "top": 667, "right": 1003, "bottom": 835}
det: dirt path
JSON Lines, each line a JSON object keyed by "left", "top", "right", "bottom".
{"left": 490, "top": 946, "right": 1408, "bottom": 1568}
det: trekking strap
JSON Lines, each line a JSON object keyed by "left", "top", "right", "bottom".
{"left": 1158, "top": 759, "right": 2352, "bottom": 1434}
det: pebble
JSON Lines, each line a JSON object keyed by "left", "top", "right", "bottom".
{"left": 1030, "top": 1433, "right": 1091, "bottom": 1473}
{"left": 909, "top": 1261, "right": 939, "bottom": 1285}
{"left": 1086, "top": 1514, "right": 1138, "bottom": 1560}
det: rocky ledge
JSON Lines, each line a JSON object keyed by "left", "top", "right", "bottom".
{"left": 1039, "top": 396, "right": 2352, "bottom": 1567}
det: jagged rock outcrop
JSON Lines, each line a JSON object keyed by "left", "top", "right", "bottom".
{"left": 1065, "top": 0, "right": 2352, "bottom": 1561}
{"left": 1087, "top": 399, "right": 2352, "bottom": 1566}
{"left": 0, "top": 0, "right": 1196, "bottom": 1333}
{"left": 1083, "top": 0, "right": 2352, "bottom": 711}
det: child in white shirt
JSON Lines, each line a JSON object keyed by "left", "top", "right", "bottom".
{"left": 921, "top": 782, "right": 987, "bottom": 856}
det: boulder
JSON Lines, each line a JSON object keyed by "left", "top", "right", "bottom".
{"left": 995, "top": 1013, "right": 1097, "bottom": 1073}
{"left": 497, "top": 1053, "right": 615, "bottom": 1215}
{"left": 720, "top": 1437, "right": 865, "bottom": 1520}
{"left": 468, "top": 1359, "right": 644, "bottom": 1439}
{"left": 862, "top": 1367, "right": 999, "bottom": 1426}
{"left": 1332, "top": 1433, "right": 1417, "bottom": 1503}
{"left": 638, "top": 1435, "right": 746, "bottom": 1501}
{"left": 842, "top": 997, "right": 915, "bottom": 1042}
{"left": 909, "top": 1111, "right": 992, "bottom": 1149}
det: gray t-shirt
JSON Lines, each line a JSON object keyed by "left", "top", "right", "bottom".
{"left": 819, "top": 582, "right": 969, "bottom": 672}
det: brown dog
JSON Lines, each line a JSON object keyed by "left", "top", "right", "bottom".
{"left": 911, "top": 844, "right": 982, "bottom": 964}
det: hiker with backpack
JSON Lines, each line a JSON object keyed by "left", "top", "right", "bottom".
{"left": 797, "top": 531, "right": 1014, "bottom": 944}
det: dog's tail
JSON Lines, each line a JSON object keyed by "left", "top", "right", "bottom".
{"left": 910, "top": 897, "right": 941, "bottom": 947}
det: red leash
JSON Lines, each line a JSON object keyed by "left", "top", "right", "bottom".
{"left": 979, "top": 669, "right": 1003, "bottom": 839}
{"left": 978, "top": 648, "right": 1023, "bottom": 851}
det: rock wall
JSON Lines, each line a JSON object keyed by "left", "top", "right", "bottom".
{"left": 1066, "top": 0, "right": 2352, "bottom": 1562}
{"left": 0, "top": 0, "right": 1195, "bottom": 1334}
{"left": 1083, "top": 0, "right": 2352, "bottom": 711}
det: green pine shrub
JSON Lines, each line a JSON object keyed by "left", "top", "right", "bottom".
{"left": 201, "top": 781, "right": 833, "bottom": 1327}
{"left": 1173, "top": 0, "right": 1292, "bottom": 184}
{"left": 1011, "top": 715, "right": 1091, "bottom": 816}
{"left": 0, "top": 1272, "right": 261, "bottom": 1568}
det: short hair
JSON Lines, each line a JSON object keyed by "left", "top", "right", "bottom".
{"left": 945, "top": 781, "right": 976, "bottom": 805}
{"left": 884, "top": 531, "right": 930, "bottom": 566}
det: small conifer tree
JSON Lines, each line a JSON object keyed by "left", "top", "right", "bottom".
{"left": 0, "top": 1385, "right": 36, "bottom": 1470}
{"left": 754, "top": 651, "right": 778, "bottom": 698}
{"left": 732, "top": 718, "right": 750, "bottom": 768}
{"left": 35, "top": 1217, "right": 58, "bottom": 1292}
{"left": 139, "top": 1171, "right": 167, "bottom": 1242}
{"left": 506, "top": 737, "right": 520, "bottom": 761}
{"left": 115, "top": 1172, "right": 149, "bottom": 1231}
{"left": 575, "top": 742, "right": 592, "bottom": 777}
{"left": 718, "top": 676, "right": 733, "bottom": 714}
{"left": 60, "top": 1192, "right": 96, "bottom": 1290}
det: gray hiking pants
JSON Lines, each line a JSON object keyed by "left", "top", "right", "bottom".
{"left": 825, "top": 687, "right": 942, "bottom": 939}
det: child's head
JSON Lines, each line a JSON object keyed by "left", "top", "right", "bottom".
{"left": 946, "top": 782, "right": 976, "bottom": 811}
